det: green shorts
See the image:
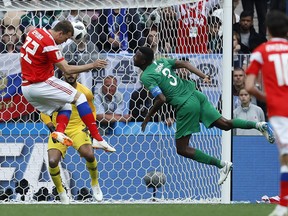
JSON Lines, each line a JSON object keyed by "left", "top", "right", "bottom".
{"left": 175, "top": 91, "right": 221, "bottom": 139}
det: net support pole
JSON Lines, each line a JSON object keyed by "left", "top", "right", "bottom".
{"left": 221, "top": 0, "right": 233, "bottom": 203}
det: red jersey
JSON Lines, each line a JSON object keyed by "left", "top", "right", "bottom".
{"left": 246, "top": 38, "right": 288, "bottom": 118}
{"left": 176, "top": 1, "right": 208, "bottom": 54}
{"left": 20, "top": 28, "right": 64, "bottom": 83}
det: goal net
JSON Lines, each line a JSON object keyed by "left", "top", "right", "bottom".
{"left": 0, "top": 0, "right": 227, "bottom": 203}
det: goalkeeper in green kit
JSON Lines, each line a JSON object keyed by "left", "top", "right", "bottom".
{"left": 133, "top": 47, "right": 275, "bottom": 185}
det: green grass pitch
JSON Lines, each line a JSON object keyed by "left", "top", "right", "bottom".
{"left": 0, "top": 203, "right": 275, "bottom": 216}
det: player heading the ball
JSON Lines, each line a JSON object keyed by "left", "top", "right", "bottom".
{"left": 20, "top": 20, "right": 115, "bottom": 152}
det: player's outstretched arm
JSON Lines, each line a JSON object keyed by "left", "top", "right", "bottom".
{"left": 174, "top": 60, "right": 209, "bottom": 80}
{"left": 141, "top": 93, "right": 166, "bottom": 132}
{"left": 55, "top": 59, "right": 108, "bottom": 75}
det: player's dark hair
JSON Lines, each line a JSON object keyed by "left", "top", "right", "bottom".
{"left": 53, "top": 20, "right": 74, "bottom": 35}
{"left": 266, "top": 10, "right": 288, "bottom": 38}
{"left": 138, "top": 47, "right": 154, "bottom": 64}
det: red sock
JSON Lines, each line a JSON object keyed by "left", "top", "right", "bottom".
{"left": 280, "top": 180, "right": 288, "bottom": 206}
{"left": 81, "top": 113, "right": 103, "bottom": 141}
{"left": 56, "top": 114, "right": 69, "bottom": 133}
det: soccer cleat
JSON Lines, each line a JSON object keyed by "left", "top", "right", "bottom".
{"left": 92, "top": 139, "right": 116, "bottom": 152}
{"left": 268, "top": 205, "right": 288, "bottom": 216}
{"left": 58, "top": 191, "right": 70, "bottom": 204}
{"left": 92, "top": 184, "right": 103, "bottom": 202}
{"left": 256, "top": 122, "right": 275, "bottom": 144}
{"left": 51, "top": 131, "right": 73, "bottom": 146}
{"left": 218, "top": 161, "right": 233, "bottom": 185}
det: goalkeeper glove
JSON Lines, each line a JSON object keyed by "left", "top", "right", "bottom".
{"left": 82, "top": 127, "right": 93, "bottom": 142}
{"left": 47, "top": 125, "right": 57, "bottom": 143}
{"left": 47, "top": 125, "right": 56, "bottom": 133}
{"left": 82, "top": 127, "right": 89, "bottom": 133}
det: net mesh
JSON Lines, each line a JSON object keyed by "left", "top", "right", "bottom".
{"left": 0, "top": 0, "right": 198, "bottom": 11}
{"left": 0, "top": 0, "right": 232, "bottom": 203}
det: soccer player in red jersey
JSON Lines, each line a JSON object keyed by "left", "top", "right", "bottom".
{"left": 20, "top": 20, "right": 115, "bottom": 152}
{"left": 246, "top": 11, "right": 288, "bottom": 216}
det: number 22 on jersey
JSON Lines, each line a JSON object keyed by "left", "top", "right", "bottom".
{"left": 21, "top": 36, "right": 39, "bottom": 64}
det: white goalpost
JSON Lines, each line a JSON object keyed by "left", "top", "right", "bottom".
{"left": 221, "top": 0, "right": 233, "bottom": 203}
{"left": 0, "top": 0, "right": 232, "bottom": 203}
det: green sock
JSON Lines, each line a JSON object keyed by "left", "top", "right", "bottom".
{"left": 232, "top": 119, "right": 257, "bottom": 129}
{"left": 193, "top": 149, "right": 222, "bottom": 168}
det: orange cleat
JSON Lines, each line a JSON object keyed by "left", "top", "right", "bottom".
{"left": 51, "top": 131, "right": 73, "bottom": 146}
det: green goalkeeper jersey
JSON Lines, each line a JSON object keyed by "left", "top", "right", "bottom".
{"left": 140, "top": 58, "right": 196, "bottom": 110}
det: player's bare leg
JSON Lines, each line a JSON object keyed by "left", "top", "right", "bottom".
{"left": 175, "top": 135, "right": 195, "bottom": 159}
{"left": 79, "top": 144, "right": 103, "bottom": 201}
{"left": 175, "top": 135, "right": 231, "bottom": 184}
{"left": 212, "top": 117, "right": 275, "bottom": 143}
{"left": 211, "top": 117, "right": 233, "bottom": 131}
{"left": 176, "top": 135, "right": 223, "bottom": 166}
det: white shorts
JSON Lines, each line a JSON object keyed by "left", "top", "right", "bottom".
{"left": 21, "top": 76, "right": 77, "bottom": 116}
{"left": 270, "top": 116, "right": 288, "bottom": 155}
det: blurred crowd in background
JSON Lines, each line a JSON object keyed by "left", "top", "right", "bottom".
{"left": 0, "top": 0, "right": 287, "bottom": 133}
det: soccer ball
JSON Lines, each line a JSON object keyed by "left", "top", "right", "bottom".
{"left": 71, "top": 21, "right": 87, "bottom": 41}
{"left": 144, "top": 171, "right": 166, "bottom": 188}
{"left": 147, "top": 10, "right": 161, "bottom": 27}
